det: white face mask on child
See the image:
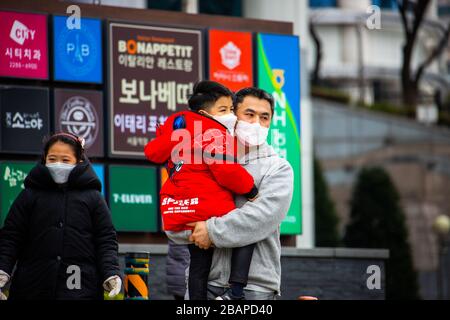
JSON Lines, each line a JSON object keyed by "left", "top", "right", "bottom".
{"left": 46, "top": 162, "right": 76, "bottom": 184}
{"left": 200, "top": 111, "right": 238, "bottom": 135}
{"left": 212, "top": 113, "right": 238, "bottom": 135}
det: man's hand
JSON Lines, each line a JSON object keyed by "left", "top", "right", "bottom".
{"left": 187, "top": 221, "right": 213, "bottom": 249}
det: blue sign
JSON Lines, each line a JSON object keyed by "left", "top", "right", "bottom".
{"left": 257, "top": 33, "right": 301, "bottom": 234}
{"left": 53, "top": 16, "right": 102, "bottom": 83}
{"left": 92, "top": 163, "right": 105, "bottom": 196}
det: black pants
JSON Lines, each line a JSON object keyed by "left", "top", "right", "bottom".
{"left": 188, "top": 243, "right": 256, "bottom": 300}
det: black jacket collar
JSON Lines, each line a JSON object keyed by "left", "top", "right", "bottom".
{"left": 25, "top": 155, "right": 101, "bottom": 191}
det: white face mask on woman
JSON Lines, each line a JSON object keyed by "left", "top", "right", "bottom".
{"left": 46, "top": 162, "right": 76, "bottom": 184}
{"left": 235, "top": 120, "right": 269, "bottom": 146}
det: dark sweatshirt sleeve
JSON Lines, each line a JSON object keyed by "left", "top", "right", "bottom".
{"left": 92, "top": 194, "right": 120, "bottom": 281}
{"left": 0, "top": 190, "right": 32, "bottom": 275}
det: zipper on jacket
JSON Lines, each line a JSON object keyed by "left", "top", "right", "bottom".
{"left": 53, "top": 189, "right": 67, "bottom": 298}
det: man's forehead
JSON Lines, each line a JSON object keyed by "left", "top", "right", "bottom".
{"left": 239, "top": 96, "right": 271, "bottom": 112}
{"left": 241, "top": 107, "right": 271, "bottom": 116}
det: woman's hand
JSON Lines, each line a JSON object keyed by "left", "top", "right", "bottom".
{"left": 0, "top": 270, "right": 10, "bottom": 300}
{"left": 0, "top": 270, "right": 10, "bottom": 289}
{"left": 103, "top": 275, "right": 122, "bottom": 298}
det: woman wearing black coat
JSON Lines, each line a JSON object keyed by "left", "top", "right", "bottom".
{"left": 0, "top": 133, "right": 121, "bottom": 300}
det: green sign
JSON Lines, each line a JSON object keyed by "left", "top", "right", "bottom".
{"left": 257, "top": 33, "right": 302, "bottom": 235}
{"left": 0, "top": 162, "right": 34, "bottom": 227}
{"left": 108, "top": 165, "right": 158, "bottom": 232}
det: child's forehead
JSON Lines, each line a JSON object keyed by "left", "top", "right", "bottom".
{"left": 47, "top": 142, "right": 75, "bottom": 154}
{"left": 211, "top": 96, "right": 233, "bottom": 107}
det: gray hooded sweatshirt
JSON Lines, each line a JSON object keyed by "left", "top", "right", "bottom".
{"left": 167, "top": 142, "right": 294, "bottom": 295}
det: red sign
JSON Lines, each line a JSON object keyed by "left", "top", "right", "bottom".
{"left": 0, "top": 11, "right": 48, "bottom": 79}
{"left": 208, "top": 29, "right": 253, "bottom": 92}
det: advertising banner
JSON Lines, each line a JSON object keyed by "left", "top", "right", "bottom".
{"left": 0, "top": 11, "right": 48, "bottom": 79}
{"left": 0, "top": 161, "right": 34, "bottom": 227}
{"left": 108, "top": 22, "right": 203, "bottom": 158}
{"left": 54, "top": 88, "right": 104, "bottom": 157}
{"left": 257, "top": 33, "right": 302, "bottom": 234}
{"left": 208, "top": 29, "right": 253, "bottom": 92}
{"left": 53, "top": 16, "right": 102, "bottom": 83}
{"left": 0, "top": 86, "right": 50, "bottom": 155}
{"left": 108, "top": 165, "right": 158, "bottom": 232}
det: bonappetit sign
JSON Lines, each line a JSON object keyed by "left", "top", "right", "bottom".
{"left": 0, "top": 11, "right": 48, "bottom": 79}
{"left": 108, "top": 22, "right": 203, "bottom": 158}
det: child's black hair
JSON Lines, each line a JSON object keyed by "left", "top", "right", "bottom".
{"left": 41, "top": 132, "right": 85, "bottom": 164}
{"left": 188, "top": 80, "right": 234, "bottom": 112}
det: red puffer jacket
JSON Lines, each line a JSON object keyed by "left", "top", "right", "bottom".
{"left": 144, "top": 110, "right": 258, "bottom": 232}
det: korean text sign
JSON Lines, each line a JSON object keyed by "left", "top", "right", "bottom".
{"left": 0, "top": 86, "right": 50, "bottom": 154}
{"left": 257, "top": 33, "right": 302, "bottom": 235}
{"left": 0, "top": 11, "right": 48, "bottom": 79}
{"left": 53, "top": 16, "right": 102, "bottom": 83}
{"left": 208, "top": 29, "right": 253, "bottom": 91}
{"left": 108, "top": 22, "right": 203, "bottom": 158}
{"left": 0, "top": 162, "right": 34, "bottom": 228}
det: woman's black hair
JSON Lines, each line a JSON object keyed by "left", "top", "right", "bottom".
{"left": 188, "top": 80, "right": 233, "bottom": 112}
{"left": 41, "top": 132, "right": 85, "bottom": 164}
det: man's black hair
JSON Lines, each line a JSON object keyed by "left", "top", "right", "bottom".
{"left": 234, "top": 87, "right": 274, "bottom": 115}
{"left": 188, "top": 80, "right": 233, "bottom": 112}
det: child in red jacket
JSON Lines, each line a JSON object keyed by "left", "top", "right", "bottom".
{"left": 144, "top": 81, "right": 258, "bottom": 300}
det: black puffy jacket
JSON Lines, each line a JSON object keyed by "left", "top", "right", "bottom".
{"left": 0, "top": 157, "right": 120, "bottom": 300}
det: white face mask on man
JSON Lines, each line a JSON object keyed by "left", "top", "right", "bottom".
{"left": 46, "top": 162, "right": 76, "bottom": 184}
{"left": 235, "top": 120, "right": 269, "bottom": 146}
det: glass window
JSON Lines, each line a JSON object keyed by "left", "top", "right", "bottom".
{"left": 199, "top": 0, "right": 242, "bottom": 16}
{"left": 147, "top": 0, "right": 182, "bottom": 11}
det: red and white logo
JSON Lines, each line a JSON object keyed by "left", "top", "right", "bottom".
{"left": 219, "top": 41, "right": 241, "bottom": 70}
{"left": 9, "top": 20, "right": 36, "bottom": 45}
